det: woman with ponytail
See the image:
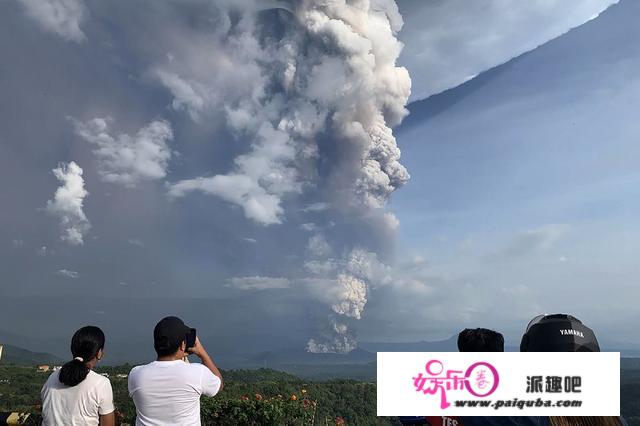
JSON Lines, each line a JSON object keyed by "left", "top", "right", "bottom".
{"left": 41, "top": 326, "right": 115, "bottom": 425}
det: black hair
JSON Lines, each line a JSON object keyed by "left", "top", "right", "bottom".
{"left": 58, "top": 326, "right": 105, "bottom": 387}
{"left": 153, "top": 316, "right": 190, "bottom": 358}
{"left": 154, "top": 340, "right": 183, "bottom": 357}
{"left": 457, "top": 328, "right": 504, "bottom": 352}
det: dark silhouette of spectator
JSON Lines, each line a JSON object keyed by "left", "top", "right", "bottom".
{"left": 521, "top": 314, "right": 626, "bottom": 426}
{"left": 458, "top": 328, "right": 505, "bottom": 352}
{"left": 520, "top": 314, "right": 600, "bottom": 352}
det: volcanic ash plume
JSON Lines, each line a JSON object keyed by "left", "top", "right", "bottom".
{"left": 298, "top": 0, "right": 411, "bottom": 212}
{"left": 331, "top": 274, "right": 368, "bottom": 319}
{"left": 304, "top": 247, "right": 388, "bottom": 353}
{"left": 305, "top": 273, "right": 367, "bottom": 353}
{"left": 157, "top": 0, "right": 411, "bottom": 352}
{"left": 307, "top": 316, "right": 358, "bottom": 354}
{"left": 165, "top": 0, "right": 410, "bottom": 224}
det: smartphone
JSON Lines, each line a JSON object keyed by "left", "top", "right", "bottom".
{"left": 186, "top": 328, "right": 197, "bottom": 349}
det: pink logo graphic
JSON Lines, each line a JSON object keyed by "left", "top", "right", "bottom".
{"left": 412, "top": 360, "right": 500, "bottom": 409}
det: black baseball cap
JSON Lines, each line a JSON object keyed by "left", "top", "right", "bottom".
{"left": 520, "top": 314, "right": 600, "bottom": 352}
{"left": 154, "top": 316, "right": 191, "bottom": 353}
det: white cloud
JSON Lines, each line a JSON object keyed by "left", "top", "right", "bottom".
{"left": 373, "top": 256, "right": 436, "bottom": 295}
{"left": 300, "top": 223, "right": 317, "bottom": 232}
{"left": 55, "top": 269, "right": 78, "bottom": 278}
{"left": 18, "top": 0, "right": 87, "bottom": 43}
{"left": 228, "top": 276, "right": 291, "bottom": 291}
{"left": 168, "top": 173, "right": 285, "bottom": 225}
{"left": 168, "top": 121, "right": 297, "bottom": 225}
{"left": 152, "top": 70, "right": 207, "bottom": 122}
{"left": 46, "top": 161, "right": 90, "bottom": 245}
{"left": 304, "top": 259, "right": 338, "bottom": 276}
{"left": 398, "top": 0, "right": 619, "bottom": 100}
{"left": 302, "top": 203, "right": 330, "bottom": 213}
{"left": 498, "top": 224, "right": 569, "bottom": 259}
{"left": 73, "top": 118, "right": 173, "bottom": 187}
{"left": 306, "top": 234, "right": 332, "bottom": 258}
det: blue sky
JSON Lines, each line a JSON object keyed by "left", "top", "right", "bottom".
{"left": 380, "top": 0, "right": 640, "bottom": 343}
{"left": 0, "top": 0, "right": 637, "bottom": 359}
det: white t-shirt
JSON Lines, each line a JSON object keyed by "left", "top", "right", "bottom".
{"left": 41, "top": 370, "right": 115, "bottom": 426}
{"left": 128, "top": 360, "right": 221, "bottom": 426}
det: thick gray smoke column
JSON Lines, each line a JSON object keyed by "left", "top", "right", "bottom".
{"left": 297, "top": 0, "right": 411, "bottom": 211}
{"left": 304, "top": 247, "right": 388, "bottom": 353}
{"left": 166, "top": 0, "right": 410, "bottom": 224}
{"left": 160, "top": 0, "right": 411, "bottom": 352}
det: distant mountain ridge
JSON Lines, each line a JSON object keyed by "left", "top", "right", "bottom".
{"left": 359, "top": 336, "right": 458, "bottom": 352}
{"left": 239, "top": 347, "right": 376, "bottom": 367}
{"left": 0, "top": 344, "right": 63, "bottom": 365}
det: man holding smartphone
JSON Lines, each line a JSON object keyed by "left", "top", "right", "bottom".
{"left": 128, "top": 316, "right": 223, "bottom": 426}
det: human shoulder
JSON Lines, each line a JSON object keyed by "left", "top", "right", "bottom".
{"left": 188, "top": 362, "right": 209, "bottom": 372}
{"left": 182, "top": 362, "right": 214, "bottom": 382}
{"left": 43, "top": 370, "right": 61, "bottom": 389}
{"left": 129, "top": 362, "right": 156, "bottom": 376}
{"left": 87, "top": 370, "right": 112, "bottom": 387}
{"left": 190, "top": 362, "right": 218, "bottom": 377}
{"left": 47, "top": 370, "right": 61, "bottom": 382}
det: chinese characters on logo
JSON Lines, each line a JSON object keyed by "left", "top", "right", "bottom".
{"left": 526, "top": 376, "right": 582, "bottom": 393}
{"left": 413, "top": 360, "right": 500, "bottom": 409}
